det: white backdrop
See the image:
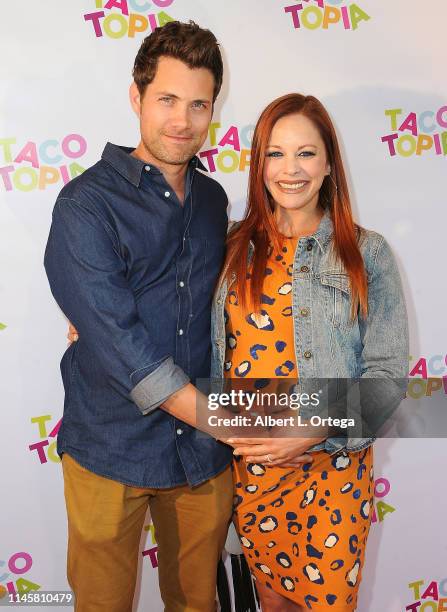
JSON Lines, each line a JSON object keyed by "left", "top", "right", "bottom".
{"left": 1, "top": 1, "right": 446, "bottom": 610}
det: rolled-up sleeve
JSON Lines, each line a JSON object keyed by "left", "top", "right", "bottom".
{"left": 44, "top": 197, "right": 189, "bottom": 414}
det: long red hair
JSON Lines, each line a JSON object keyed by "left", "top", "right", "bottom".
{"left": 224, "top": 93, "right": 368, "bottom": 318}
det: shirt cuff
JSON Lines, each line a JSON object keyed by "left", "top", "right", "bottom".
{"left": 130, "top": 357, "right": 190, "bottom": 415}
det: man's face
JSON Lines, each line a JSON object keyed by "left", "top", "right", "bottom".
{"left": 130, "top": 56, "right": 214, "bottom": 166}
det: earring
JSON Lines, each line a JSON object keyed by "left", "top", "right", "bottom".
{"left": 328, "top": 173, "right": 338, "bottom": 192}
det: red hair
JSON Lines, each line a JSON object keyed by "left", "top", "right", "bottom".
{"left": 224, "top": 93, "right": 368, "bottom": 318}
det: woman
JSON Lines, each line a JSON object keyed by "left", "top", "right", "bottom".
{"left": 208, "top": 93, "right": 408, "bottom": 611}
{"left": 68, "top": 93, "right": 408, "bottom": 611}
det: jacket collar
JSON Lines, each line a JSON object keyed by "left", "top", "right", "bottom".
{"left": 311, "top": 208, "right": 334, "bottom": 253}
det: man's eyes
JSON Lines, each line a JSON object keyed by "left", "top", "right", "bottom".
{"left": 158, "top": 98, "right": 207, "bottom": 110}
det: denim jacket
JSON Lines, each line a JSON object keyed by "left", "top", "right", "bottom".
{"left": 210, "top": 211, "right": 409, "bottom": 454}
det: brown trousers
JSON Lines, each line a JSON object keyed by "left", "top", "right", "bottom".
{"left": 62, "top": 453, "right": 233, "bottom": 612}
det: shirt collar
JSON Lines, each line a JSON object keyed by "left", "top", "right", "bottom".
{"left": 101, "top": 142, "right": 207, "bottom": 187}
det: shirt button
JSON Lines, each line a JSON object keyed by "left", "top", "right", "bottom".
{"left": 164, "top": 191, "right": 170, "bottom": 197}
{"left": 144, "top": 165, "right": 151, "bottom": 172}
{"left": 300, "top": 265, "right": 309, "bottom": 273}
{"left": 179, "top": 281, "right": 185, "bottom": 288}
{"left": 307, "top": 242, "right": 313, "bottom": 251}
{"left": 304, "top": 350, "right": 312, "bottom": 359}
{"left": 300, "top": 308, "right": 309, "bottom": 317}
{"left": 178, "top": 329, "right": 184, "bottom": 336}
{"left": 176, "top": 428, "right": 183, "bottom": 435}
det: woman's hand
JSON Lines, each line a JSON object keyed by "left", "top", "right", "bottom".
{"left": 225, "top": 436, "right": 326, "bottom": 467}
{"left": 68, "top": 322, "right": 79, "bottom": 343}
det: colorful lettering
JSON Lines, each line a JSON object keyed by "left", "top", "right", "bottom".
{"left": 8, "top": 553, "right": 32, "bottom": 576}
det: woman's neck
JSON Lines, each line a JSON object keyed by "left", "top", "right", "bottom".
{"left": 274, "top": 205, "right": 325, "bottom": 239}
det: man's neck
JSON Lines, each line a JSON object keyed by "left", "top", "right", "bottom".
{"left": 131, "top": 143, "right": 189, "bottom": 203}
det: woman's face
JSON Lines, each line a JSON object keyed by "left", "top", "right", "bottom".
{"left": 263, "top": 113, "right": 330, "bottom": 215}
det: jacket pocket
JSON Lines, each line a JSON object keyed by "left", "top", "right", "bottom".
{"left": 318, "top": 271, "right": 353, "bottom": 328}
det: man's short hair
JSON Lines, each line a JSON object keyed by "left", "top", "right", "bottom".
{"left": 132, "top": 21, "right": 223, "bottom": 102}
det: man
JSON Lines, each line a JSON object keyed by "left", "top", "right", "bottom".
{"left": 44, "top": 21, "right": 233, "bottom": 612}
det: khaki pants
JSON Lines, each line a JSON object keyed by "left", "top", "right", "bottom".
{"left": 61, "top": 453, "right": 233, "bottom": 612}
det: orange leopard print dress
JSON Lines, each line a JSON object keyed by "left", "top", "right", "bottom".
{"left": 224, "top": 237, "right": 373, "bottom": 610}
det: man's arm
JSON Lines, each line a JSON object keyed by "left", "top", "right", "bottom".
{"left": 44, "top": 196, "right": 189, "bottom": 415}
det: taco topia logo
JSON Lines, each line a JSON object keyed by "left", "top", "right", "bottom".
{"left": 84, "top": 0, "right": 177, "bottom": 38}
{"left": 283, "top": 0, "right": 370, "bottom": 31}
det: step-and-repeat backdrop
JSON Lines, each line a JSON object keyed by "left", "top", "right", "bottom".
{"left": 0, "top": 1, "right": 445, "bottom": 610}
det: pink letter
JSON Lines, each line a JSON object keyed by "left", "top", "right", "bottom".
{"left": 421, "top": 581, "right": 439, "bottom": 601}
{"left": 398, "top": 112, "right": 418, "bottom": 136}
{"left": 60, "top": 165, "right": 70, "bottom": 185}
{"left": 142, "top": 546, "right": 158, "bottom": 568}
{"left": 28, "top": 440, "right": 49, "bottom": 464}
{"left": 410, "top": 358, "right": 428, "bottom": 379}
{"left": 84, "top": 12, "right": 105, "bottom": 37}
{"left": 436, "top": 106, "right": 447, "bottom": 128}
{"left": 284, "top": 4, "right": 303, "bottom": 29}
{"left": 218, "top": 126, "right": 241, "bottom": 151}
{"left": 341, "top": 5, "right": 351, "bottom": 29}
{"left": 374, "top": 477, "right": 390, "bottom": 498}
{"left": 0, "top": 166, "right": 15, "bottom": 191}
{"left": 14, "top": 142, "right": 39, "bottom": 168}
{"left": 104, "top": 0, "right": 129, "bottom": 15}
{"left": 62, "top": 134, "right": 87, "bottom": 159}
{"left": 199, "top": 149, "right": 218, "bottom": 172}
{"left": 381, "top": 133, "right": 399, "bottom": 156}
{"left": 49, "top": 418, "right": 62, "bottom": 438}
{"left": 8, "top": 553, "right": 32, "bottom": 575}
{"left": 148, "top": 13, "right": 157, "bottom": 31}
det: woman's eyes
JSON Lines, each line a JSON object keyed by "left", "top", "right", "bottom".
{"left": 265, "top": 151, "right": 316, "bottom": 158}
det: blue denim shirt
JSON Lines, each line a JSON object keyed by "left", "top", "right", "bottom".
{"left": 44, "top": 142, "right": 233, "bottom": 487}
{"left": 211, "top": 212, "right": 409, "bottom": 454}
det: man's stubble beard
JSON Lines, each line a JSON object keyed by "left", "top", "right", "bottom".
{"left": 143, "top": 134, "right": 202, "bottom": 166}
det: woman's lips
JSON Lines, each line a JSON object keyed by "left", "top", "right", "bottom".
{"left": 276, "top": 180, "right": 308, "bottom": 193}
